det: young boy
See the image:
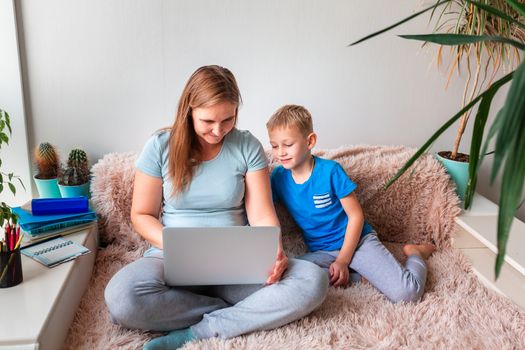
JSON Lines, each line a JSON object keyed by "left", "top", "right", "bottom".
{"left": 267, "top": 105, "right": 435, "bottom": 303}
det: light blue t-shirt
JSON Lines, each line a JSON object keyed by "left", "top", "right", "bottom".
{"left": 271, "top": 156, "right": 373, "bottom": 252}
{"left": 136, "top": 128, "right": 268, "bottom": 227}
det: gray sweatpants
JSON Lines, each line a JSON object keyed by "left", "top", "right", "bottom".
{"left": 297, "top": 232, "right": 428, "bottom": 303}
{"left": 104, "top": 251, "right": 328, "bottom": 339}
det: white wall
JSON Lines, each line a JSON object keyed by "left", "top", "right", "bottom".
{"left": 11, "top": 0, "right": 524, "bottom": 219}
{"left": 0, "top": 0, "right": 31, "bottom": 206}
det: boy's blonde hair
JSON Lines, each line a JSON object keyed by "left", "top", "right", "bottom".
{"left": 266, "top": 105, "right": 313, "bottom": 137}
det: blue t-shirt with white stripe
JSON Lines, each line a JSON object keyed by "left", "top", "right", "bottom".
{"left": 271, "top": 156, "right": 373, "bottom": 252}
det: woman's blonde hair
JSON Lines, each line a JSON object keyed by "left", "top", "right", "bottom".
{"left": 168, "top": 65, "right": 241, "bottom": 195}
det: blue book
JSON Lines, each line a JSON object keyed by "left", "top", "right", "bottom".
{"left": 12, "top": 206, "right": 97, "bottom": 232}
{"left": 21, "top": 222, "right": 94, "bottom": 247}
{"left": 25, "top": 218, "right": 96, "bottom": 235}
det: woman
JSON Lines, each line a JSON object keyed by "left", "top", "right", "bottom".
{"left": 104, "top": 65, "right": 328, "bottom": 350}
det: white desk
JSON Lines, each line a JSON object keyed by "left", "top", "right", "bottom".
{"left": 0, "top": 224, "right": 98, "bottom": 350}
{"left": 454, "top": 194, "right": 525, "bottom": 310}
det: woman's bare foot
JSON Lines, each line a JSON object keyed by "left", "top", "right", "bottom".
{"left": 403, "top": 243, "right": 436, "bottom": 260}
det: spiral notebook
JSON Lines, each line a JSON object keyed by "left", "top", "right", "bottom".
{"left": 21, "top": 237, "right": 91, "bottom": 268}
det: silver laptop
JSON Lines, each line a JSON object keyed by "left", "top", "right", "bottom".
{"left": 162, "top": 226, "right": 279, "bottom": 286}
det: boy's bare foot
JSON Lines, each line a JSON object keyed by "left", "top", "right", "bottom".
{"left": 403, "top": 243, "right": 436, "bottom": 260}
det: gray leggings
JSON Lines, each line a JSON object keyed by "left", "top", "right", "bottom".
{"left": 104, "top": 252, "right": 328, "bottom": 339}
{"left": 297, "top": 233, "right": 428, "bottom": 303}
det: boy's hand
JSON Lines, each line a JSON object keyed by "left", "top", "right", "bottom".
{"left": 266, "top": 248, "right": 288, "bottom": 284}
{"left": 329, "top": 260, "right": 349, "bottom": 287}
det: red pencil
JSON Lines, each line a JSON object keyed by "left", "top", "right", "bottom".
{"left": 6, "top": 224, "right": 12, "bottom": 251}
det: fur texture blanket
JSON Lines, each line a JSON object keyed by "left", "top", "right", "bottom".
{"left": 63, "top": 146, "right": 525, "bottom": 349}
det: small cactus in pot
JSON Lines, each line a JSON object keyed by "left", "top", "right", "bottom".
{"left": 58, "top": 148, "right": 90, "bottom": 198}
{"left": 60, "top": 148, "right": 90, "bottom": 186}
{"left": 33, "top": 142, "right": 60, "bottom": 179}
{"left": 33, "top": 142, "right": 61, "bottom": 198}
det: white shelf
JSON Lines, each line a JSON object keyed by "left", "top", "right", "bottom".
{"left": 0, "top": 224, "right": 98, "bottom": 350}
{"left": 460, "top": 192, "right": 500, "bottom": 217}
{"left": 455, "top": 235, "right": 525, "bottom": 310}
{"left": 457, "top": 216, "right": 525, "bottom": 276}
{"left": 454, "top": 193, "right": 525, "bottom": 311}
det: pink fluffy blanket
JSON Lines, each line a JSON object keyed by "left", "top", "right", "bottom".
{"left": 63, "top": 146, "right": 525, "bottom": 349}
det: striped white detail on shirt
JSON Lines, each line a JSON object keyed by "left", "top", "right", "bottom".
{"left": 313, "top": 193, "right": 332, "bottom": 208}
{"left": 313, "top": 197, "right": 331, "bottom": 205}
{"left": 313, "top": 193, "right": 330, "bottom": 200}
{"left": 315, "top": 202, "right": 332, "bottom": 209}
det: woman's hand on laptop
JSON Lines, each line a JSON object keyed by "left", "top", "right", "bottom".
{"left": 266, "top": 248, "right": 288, "bottom": 284}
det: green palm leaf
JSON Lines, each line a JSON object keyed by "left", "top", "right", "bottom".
{"left": 494, "top": 59, "right": 525, "bottom": 277}
{"left": 399, "top": 34, "right": 525, "bottom": 50}
{"left": 349, "top": 0, "right": 450, "bottom": 46}
{"left": 492, "top": 60, "right": 525, "bottom": 183}
{"left": 497, "top": 131, "right": 525, "bottom": 277}
{"left": 464, "top": 83, "right": 504, "bottom": 209}
{"left": 506, "top": 0, "right": 525, "bottom": 17}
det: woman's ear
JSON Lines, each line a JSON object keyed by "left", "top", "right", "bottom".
{"left": 307, "top": 132, "right": 317, "bottom": 150}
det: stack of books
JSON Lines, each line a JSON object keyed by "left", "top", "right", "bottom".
{"left": 12, "top": 197, "right": 97, "bottom": 247}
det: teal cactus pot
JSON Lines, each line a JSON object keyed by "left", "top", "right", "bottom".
{"left": 33, "top": 176, "right": 61, "bottom": 198}
{"left": 58, "top": 182, "right": 90, "bottom": 198}
{"left": 435, "top": 152, "right": 469, "bottom": 200}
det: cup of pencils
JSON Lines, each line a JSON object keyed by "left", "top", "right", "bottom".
{"left": 0, "top": 222, "right": 23, "bottom": 288}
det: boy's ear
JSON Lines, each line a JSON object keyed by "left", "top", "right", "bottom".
{"left": 307, "top": 132, "right": 317, "bottom": 150}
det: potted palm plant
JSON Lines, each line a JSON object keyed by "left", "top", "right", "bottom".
{"left": 350, "top": 0, "right": 525, "bottom": 277}
{"left": 58, "top": 148, "right": 90, "bottom": 198}
{"left": 429, "top": 0, "right": 525, "bottom": 200}
{"left": 33, "top": 142, "right": 61, "bottom": 198}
